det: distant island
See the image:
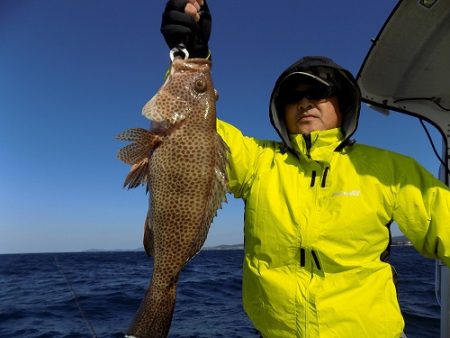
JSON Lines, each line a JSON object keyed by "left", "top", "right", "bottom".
{"left": 203, "top": 244, "right": 244, "bottom": 251}
{"left": 204, "top": 235, "right": 413, "bottom": 250}
{"left": 204, "top": 236, "right": 413, "bottom": 250}
{"left": 391, "top": 235, "right": 413, "bottom": 247}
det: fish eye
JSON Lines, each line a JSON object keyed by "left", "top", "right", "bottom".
{"left": 194, "top": 78, "right": 207, "bottom": 93}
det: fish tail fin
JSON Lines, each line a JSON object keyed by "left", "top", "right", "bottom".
{"left": 127, "top": 282, "right": 177, "bottom": 338}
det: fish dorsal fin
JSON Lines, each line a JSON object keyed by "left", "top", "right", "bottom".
{"left": 123, "top": 159, "right": 149, "bottom": 190}
{"left": 117, "top": 128, "right": 157, "bottom": 144}
{"left": 117, "top": 128, "right": 162, "bottom": 189}
{"left": 186, "top": 134, "right": 230, "bottom": 261}
{"left": 212, "top": 134, "right": 230, "bottom": 207}
{"left": 116, "top": 128, "right": 162, "bottom": 165}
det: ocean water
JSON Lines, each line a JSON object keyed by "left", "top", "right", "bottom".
{"left": 0, "top": 246, "right": 440, "bottom": 338}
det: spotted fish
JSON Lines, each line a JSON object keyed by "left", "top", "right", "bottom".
{"left": 117, "top": 58, "right": 229, "bottom": 338}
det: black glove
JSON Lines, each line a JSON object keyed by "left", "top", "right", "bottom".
{"left": 161, "top": 0, "right": 211, "bottom": 58}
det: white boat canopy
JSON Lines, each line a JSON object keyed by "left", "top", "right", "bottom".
{"left": 357, "top": 0, "right": 450, "bottom": 167}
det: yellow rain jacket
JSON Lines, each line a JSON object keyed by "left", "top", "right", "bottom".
{"left": 217, "top": 119, "right": 450, "bottom": 338}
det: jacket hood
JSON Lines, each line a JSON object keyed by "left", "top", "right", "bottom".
{"left": 269, "top": 56, "right": 361, "bottom": 152}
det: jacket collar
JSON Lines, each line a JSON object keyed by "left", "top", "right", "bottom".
{"left": 289, "top": 128, "right": 344, "bottom": 162}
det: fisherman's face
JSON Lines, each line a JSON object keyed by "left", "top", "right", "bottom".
{"left": 283, "top": 83, "right": 342, "bottom": 135}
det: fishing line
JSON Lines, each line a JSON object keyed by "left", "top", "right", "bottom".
{"left": 53, "top": 256, "right": 98, "bottom": 338}
{"left": 391, "top": 97, "right": 450, "bottom": 178}
{"left": 418, "top": 118, "right": 450, "bottom": 178}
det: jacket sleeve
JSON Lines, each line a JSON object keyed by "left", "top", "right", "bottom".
{"left": 216, "top": 119, "right": 265, "bottom": 199}
{"left": 393, "top": 157, "right": 450, "bottom": 266}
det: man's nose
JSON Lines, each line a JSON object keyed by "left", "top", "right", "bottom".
{"left": 297, "top": 98, "right": 313, "bottom": 111}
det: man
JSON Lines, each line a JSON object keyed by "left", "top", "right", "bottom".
{"left": 161, "top": 1, "right": 450, "bottom": 337}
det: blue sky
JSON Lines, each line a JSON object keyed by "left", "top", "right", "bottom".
{"left": 0, "top": 0, "right": 444, "bottom": 254}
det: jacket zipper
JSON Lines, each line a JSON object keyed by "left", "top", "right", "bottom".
{"left": 304, "top": 134, "right": 312, "bottom": 158}
{"left": 301, "top": 250, "right": 321, "bottom": 337}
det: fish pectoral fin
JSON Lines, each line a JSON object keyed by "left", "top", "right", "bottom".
{"left": 123, "top": 158, "right": 149, "bottom": 190}
{"left": 116, "top": 128, "right": 162, "bottom": 165}
{"left": 143, "top": 214, "right": 154, "bottom": 257}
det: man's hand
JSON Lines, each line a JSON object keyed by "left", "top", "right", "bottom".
{"left": 185, "top": 0, "right": 203, "bottom": 23}
{"left": 161, "top": 0, "right": 211, "bottom": 58}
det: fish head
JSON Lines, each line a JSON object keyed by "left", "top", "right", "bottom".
{"left": 142, "top": 59, "right": 216, "bottom": 127}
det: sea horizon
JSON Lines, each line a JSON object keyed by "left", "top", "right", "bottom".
{"left": 0, "top": 234, "right": 414, "bottom": 255}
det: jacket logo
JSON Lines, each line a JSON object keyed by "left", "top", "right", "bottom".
{"left": 332, "top": 190, "right": 360, "bottom": 197}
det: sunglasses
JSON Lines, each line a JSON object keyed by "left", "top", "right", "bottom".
{"left": 281, "top": 86, "right": 336, "bottom": 104}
